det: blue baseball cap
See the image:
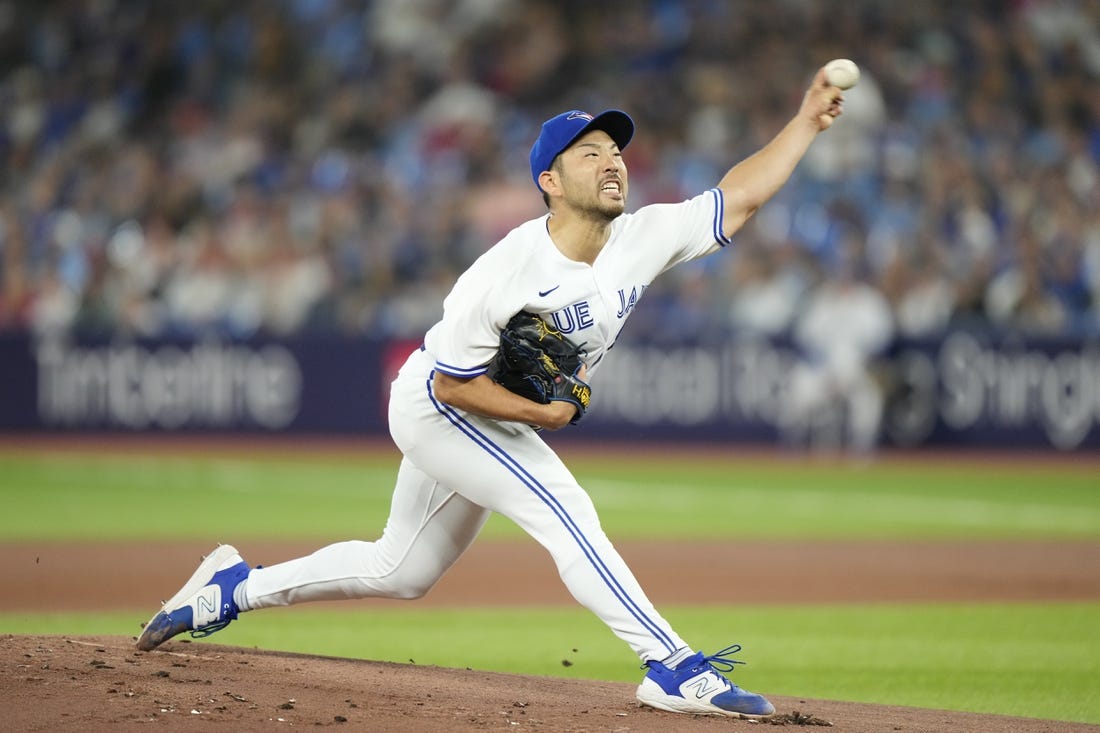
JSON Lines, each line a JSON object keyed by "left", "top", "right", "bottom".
{"left": 529, "top": 109, "right": 635, "bottom": 188}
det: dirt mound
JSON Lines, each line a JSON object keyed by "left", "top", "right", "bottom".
{"left": 4, "top": 634, "right": 1094, "bottom": 733}
{"left": 6, "top": 536, "right": 1099, "bottom": 730}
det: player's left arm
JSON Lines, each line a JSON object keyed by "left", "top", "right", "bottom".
{"left": 717, "top": 66, "right": 842, "bottom": 239}
{"left": 432, "top": 372, "right": 580, "bottom": 431}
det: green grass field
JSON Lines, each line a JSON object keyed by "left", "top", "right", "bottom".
{"left": 3, "top": 446, "right": 1097, "bottom": 541}
{"left": 2, "top": 445, "right": 1099, "bottom": 723}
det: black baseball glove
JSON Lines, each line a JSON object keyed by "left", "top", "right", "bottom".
{"left": 487, "top": 311, "right": 591, "bottom": 424}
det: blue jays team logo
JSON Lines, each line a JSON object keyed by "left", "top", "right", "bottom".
{"left": 616, "top": 285, "right": 646, "bottom": 317}
{"left": 550, "top": 302, "right": 594, "bottom": 334}
{"left": 549, "top": 285, "right": 646, "bottom": 334}
{"left": 567, "top": 111, "right": 594, "bottom": 122}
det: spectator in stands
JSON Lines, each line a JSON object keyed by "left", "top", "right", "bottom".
{"left": 0, "top": 0, "right": 1096, "bottom": 345}
{"left": 784, "top": 243, "right": 896, "bottom": 454}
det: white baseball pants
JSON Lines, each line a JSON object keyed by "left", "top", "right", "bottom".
{"left": 244, "top": 348, "right": 686, "bottom": 662}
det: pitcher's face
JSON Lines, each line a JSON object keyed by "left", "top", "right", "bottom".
{"left": 555, "top": 129, "right": 628, "bottom": 221}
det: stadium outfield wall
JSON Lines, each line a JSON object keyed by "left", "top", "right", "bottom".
{"left": 1, "top": 331, "right": 1097, "bottom": 451}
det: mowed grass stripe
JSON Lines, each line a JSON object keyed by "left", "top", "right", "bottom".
{"left": 2, "top": 449, "right": 1098, "bottom": 540}
{"left": 586, "top": 479, "right": 1100, "bottom": 534}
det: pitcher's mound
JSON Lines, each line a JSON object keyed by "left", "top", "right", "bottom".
{"left": 4, "top": 635, "right": 1093, "bottom": 732}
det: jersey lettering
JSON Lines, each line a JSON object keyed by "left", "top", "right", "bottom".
{"left": 551, "top": 302, "right": 595, "bottom": 334}
{"left": 575, "top": 301, "right": 593, "bottom": 329}
{"left": 616, "top": 285, "right": 646, "bottom": 318}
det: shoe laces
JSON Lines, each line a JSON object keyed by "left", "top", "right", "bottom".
{"left": 190, "top": 620, "right": 231, "bottom": 639}
{"left": 679, "top": 645, "right": 747, "bottom": 694}
{"left": 644, "top": 644, "right": 748, "bottom": 677}
{"left": 700, "top": 644, "right": 747, "bottom": 674}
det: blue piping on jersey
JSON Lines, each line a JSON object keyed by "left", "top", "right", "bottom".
{"left": 709, "top": 187, "right": 731, "bottom": 246}
{"left": 434, "top": 361, "right": 489, "bottom": 378}
{"left": 425, "top": 373, "right": 678, "bottom": 655}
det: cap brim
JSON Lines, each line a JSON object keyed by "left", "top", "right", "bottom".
{"left": 530, "top": 108, "right": 637, "bottom": 187}
{"left": 575, "top": 109, "right": 634, "bottom": 152}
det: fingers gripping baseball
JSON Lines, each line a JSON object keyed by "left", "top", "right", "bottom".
{"left": 806, "top": 67, "right": 845, "bottom": 131}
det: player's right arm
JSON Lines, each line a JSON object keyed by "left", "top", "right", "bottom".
{"left": 716, "top": 67, "right": 841, "bottom": 239}
{"left": 432, "top": 372, "right": 578, "bottom": 431}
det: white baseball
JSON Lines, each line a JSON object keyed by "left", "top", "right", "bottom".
{"left": 824, "top": 58, "right": 860, "bottom": 90}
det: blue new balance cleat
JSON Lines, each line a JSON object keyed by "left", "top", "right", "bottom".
{"left": 636, "top": 644, "right": 775, "bottom": 718}
{"left": 136, "top": 544, "right": 250, "bottom": 651}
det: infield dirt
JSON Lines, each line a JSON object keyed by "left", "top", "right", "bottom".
{"left": 4, "top": 538, "right": 1099, "bottom": 732}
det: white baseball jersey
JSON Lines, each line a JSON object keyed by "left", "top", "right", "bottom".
{"left": 425, "top": 188, "right": 730, "bottom": 382}
{"left": 245, "top": 188, "right": 731, "bottom": 664}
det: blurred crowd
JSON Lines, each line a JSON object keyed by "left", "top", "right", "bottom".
{"left": 0, "top": 0, "right": 1098, "bottom": 345}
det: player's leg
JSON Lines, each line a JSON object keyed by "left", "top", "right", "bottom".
{"left": 136, "top": 458, "right": 488, "bottom": 650}
{"left": 245, "top": 457, "right": 489, "bottom": 607}
{"left": 494, "top": 443, "right": 690, "bottom": 661}
{"left": 398, "top": 380, "right": 683, "bottom": 661}
{"left": 136, "top": 355, "right": 491, "bottom": 650}
{"left": 492, "top": 442, "right": 773, "bottom": 717}
{"left": 411, "top": 398, "right": 773, "bottom": 717}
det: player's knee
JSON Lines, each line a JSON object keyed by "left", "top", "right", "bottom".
{"left": 382, "top": 569, "right": 439, "bottom": 600}
{"left": 388, "top": 584, "right": 430, "bottom": 600}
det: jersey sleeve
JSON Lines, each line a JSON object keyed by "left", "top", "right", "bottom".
{"left": 427, "top": 267, "right": 505, "bottom": 378}
{"left": 424, "top": 242, "right": 533, "bottom": 378}
{"left": 629, "top": 187, "right": 731, "bottom": 274}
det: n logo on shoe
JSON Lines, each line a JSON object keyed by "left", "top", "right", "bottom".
{"left": 194, "top": 586, "right": 221, "bottom": 625}
{"left": 682, "top": 673, "right": 723, "bottom": 700}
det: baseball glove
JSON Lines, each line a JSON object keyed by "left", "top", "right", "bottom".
{"left": 487, "top": 311, "right": 591, "bottom": 424}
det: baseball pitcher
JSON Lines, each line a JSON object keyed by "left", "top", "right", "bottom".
{"left": 136, "top": 65, "right": 846, "bottom": 719}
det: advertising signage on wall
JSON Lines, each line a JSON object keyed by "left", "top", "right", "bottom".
{"left": 888, "top": 332, "right": 1100, "bottom": 450}
{"left": 0, "top": 334, "right": 386, "bottom": 434}
{"left": 34, "top": 340, "right": 303, "bottom": 430}
{"left": 0, "top": 331, "right": 1096, "bottom": 450}
{"left": 583, "top": 333, "right": 1100, "bottom": 450}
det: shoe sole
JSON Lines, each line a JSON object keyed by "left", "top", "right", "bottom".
{"left": 636, "top": 682, "right": 775, "bottom": 718}
{"left": 135, "top": 544, "right": 241, "bottom": 651}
